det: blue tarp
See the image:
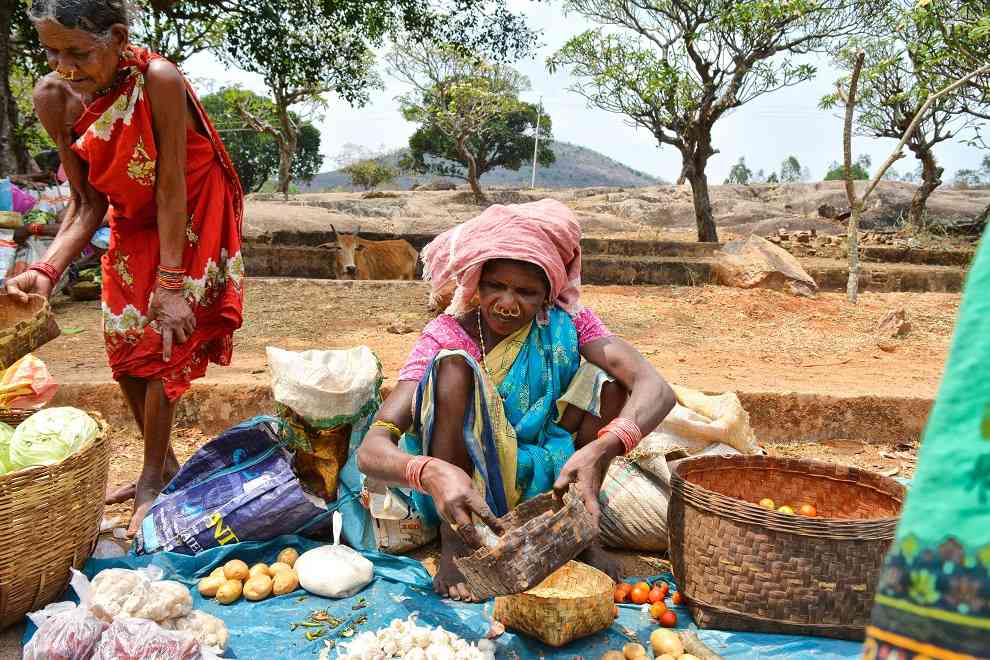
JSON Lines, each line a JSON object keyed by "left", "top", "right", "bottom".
{"left": 24, "top": 535, "right": 865, "bottom": 659}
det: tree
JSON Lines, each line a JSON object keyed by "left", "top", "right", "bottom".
{"left": 822, "top": 14, "right": 984, "bottom": 227}
{"left": 389, "top": 42, "right": 531, "bottom": 202}
{"left": 201, "top": 87, "right": 323, "bottom": 192}
{"left": 1, "top": 1, "right": 49, "bottom": 175}
{"left": 401, "top": 100, "right": 554, "bottom": 187}
{"left": 954, "top": 155, "right": 990, "bottom": 188}
{"left": 766, "top": 172, "right": 780, "bottom": 183}
{"left": 342, "top": 160, "right": 399, "bottom": 190}
{"left": 549, "top": 0, "right": 865, "bottom": 242}
{"left": 131, "top": 0, "right": 227, "bottom": 64}
{"left": 825, "top": 155, "right": 871, "bottom": 181}
{"left": 724, "top": 157, "right": 752, "bottom": 185}
{"left": 780, "top": 156, "right": 803, "bottom": 182}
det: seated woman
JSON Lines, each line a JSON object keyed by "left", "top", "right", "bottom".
{"left": 357, "top": 199, "right": 676, "bottom": 600}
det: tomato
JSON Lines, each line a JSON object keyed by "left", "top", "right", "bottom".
{"left": 649, "top": 601, "right": 667, "bottom": 620}
{"left": 671, "top": 591, "right": 684, "bottom": 606}
{"left": 660, "top": 610, "right": 678, "bottom": 628}
{"left": 799, "top": 503, "right": 818, "bottom": 517}
{"left": 648, "top": 586, "right": 664, "bottom": 603}
{"left": 614, "top": 585, "right": 629, "bottom": 603}
{"left": 658, "top": 582, "right": 670, "bottom": 598}
{"left": 777, "top": 505, "right": 795, "bottom": 515}
{"left": 758, "top": 498, "right": 775, "bottom": 510}
{"left": 630, "top": 583, "right": 651, "bottom": 605}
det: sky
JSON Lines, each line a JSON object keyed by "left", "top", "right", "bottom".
{"left": 182, "top": 0, "right": 987, "bottom": 183}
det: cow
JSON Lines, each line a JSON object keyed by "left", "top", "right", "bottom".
{"left": 319, "top": 225, "right": 419, "bottom": 280}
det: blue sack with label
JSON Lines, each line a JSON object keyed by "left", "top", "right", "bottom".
{"left": 134, "top": 417, "right": 330, "bottom": 555}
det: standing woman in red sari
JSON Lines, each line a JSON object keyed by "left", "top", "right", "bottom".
{"left": 7, "top": 0, "right": 245, "bottom": 535}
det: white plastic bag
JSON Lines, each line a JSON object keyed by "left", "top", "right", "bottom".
{"left": 296, "top": 511, "right": 374, "bottom": 598}
{"left": 90, "top": 566, "right": 192, "bottom": 623}
{"left": 23, "top": 569, "right": 109, "bottom": 660}
{"left": 365, "top": 480, "right": 438, "bottom": 554}
{"left": 267, "top": 346, "right": 381, "bottom": 425}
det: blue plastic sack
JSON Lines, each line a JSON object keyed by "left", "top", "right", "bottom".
{"left": 0, "top": 179, "right": 11, "bottom": 212}
{"left": 135, "top": 418, "right": 330, "bottom": 555}
{"left": 90, "top": 226, "right": 111, "bottom": 250}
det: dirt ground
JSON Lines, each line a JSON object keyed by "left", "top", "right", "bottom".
{"left": 40, "top": 278, "right": 951, "bottom": 523}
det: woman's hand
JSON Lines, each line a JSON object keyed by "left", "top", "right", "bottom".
{"left": 5, "top": 270, "right": 54, "bottom": 302}
{"left": 421, "top": 459, "right": 503, "bottom": 549}
{"left": 149, "top": 287, "right": 196, "bottom": 361}
{"left": 553, "top": 435, "right": 623, "bottom": 529}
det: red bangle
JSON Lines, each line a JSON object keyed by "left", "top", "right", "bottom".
{"left": 597, "top": 417, "right": 643, "bottom": 454}
{"left": 404, "top": 455, "right": 435, "bottom": 493}
{"left": 28, "top": 262, "right": 61, "bottom": 285}
{"left": 29, "top": 224, "right": 44, "bottom": 236}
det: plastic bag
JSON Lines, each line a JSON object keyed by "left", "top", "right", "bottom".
{"left": 92, "top": 617, "right": 208, "bottom": 660}
{"left": 667, "top": 385, "right": 761, "bottom": 455}
{"left": 90, "top": 566, "right": 192, "bottom": 623}
{"left": 0, "top": 354, "right": 58, "bottom": 410}
{"left": 364, "top": 479, "right": 438, "bottom": 554}
{"left": 296, "top": 511, "right": 374, "bottom": 598}
{"left": 23, "top": 569, "right": 109, "bottom": 660}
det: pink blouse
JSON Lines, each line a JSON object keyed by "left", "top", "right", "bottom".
{"left": 397, "top": 308, "right": 612, "bottom": 382}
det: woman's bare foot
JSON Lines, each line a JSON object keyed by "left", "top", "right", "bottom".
{"left": 578, "top": 542, "right": 623, "bottom": 582}
{"left": 434, "top": 522, "right": 478, "bottom": 601}
{"left": 106, "top": 454, "right": 180, "bottom": 505}
{"left": 125, "top": 476, "right": 165, "bottom": 538}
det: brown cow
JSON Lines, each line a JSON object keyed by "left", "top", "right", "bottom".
{"left": 319, "top": 225, "right": 419, "bottom": 280}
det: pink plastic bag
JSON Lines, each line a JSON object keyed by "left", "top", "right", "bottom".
{"left": 23, "top": 570, "right": 108, "bottom": 660}
{"left": 0, "top": 355, "right": 57, "bottom": 410}
{"left": 92, "top": 617, "right": 205, "bottom": 660}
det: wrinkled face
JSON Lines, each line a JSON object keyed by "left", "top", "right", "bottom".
{"left": 321, "top": 233, "right": 364, "bottom": 279}
{"left": 35, "top": 19, "right": 127, "bottom": 94}
{"left": 478, "top": 259, "right": 550, "bottom": 338}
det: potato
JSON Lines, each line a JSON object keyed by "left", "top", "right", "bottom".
{"left": 623, "top": 643, "right": 647, "bottom": 659}
{"left": 197, "top": 575, "right": 226, "bottom": 598}
{"left": 272, "top": 568, "right": 299, "bottom": 596}
{"left": 216, "top": 579, "right": 242, "bottom": 605}
{"left": 249, "top": 563, "right": 271, "bottom": 579}
{"left": 276, "top": 547, "right": 300, "bottom": 568}
{"left": 269, "top": 562, "right": 293, "bottom": 575}
{"left": 600, "top": 653, "right": 625, "bottom": 660}
{"left": 223, "top": 559, "right": 249, "bottom": 581}
{"left": 656, "top": 656, "right": 677, "bottom": 660}
{"left": 243, "top": 574, "right": 273, "bottom": 601}
{"left": 209, "top": 567, "right": 225, "bottom": 579}
{"left": 680, "top": 656, "right": 701, "bottom": 660}
{"left": 650, "top": 629, "right": 684, "bottom": 657}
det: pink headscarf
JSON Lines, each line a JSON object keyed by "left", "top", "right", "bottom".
{"left": 422, "top": 199, "right": 583, "bottom": 319}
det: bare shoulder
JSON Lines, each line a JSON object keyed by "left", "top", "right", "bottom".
{"left": 33, "top": 74, "right": 80, "bottom": 145}
{"left": 144, "top": 58, "right": 186, "bottom": 99}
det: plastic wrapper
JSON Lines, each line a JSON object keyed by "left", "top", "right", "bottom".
{"left": 92, "top": 617, "right": 207, "bottom": 660}
{"left": 90, "top": 566, "right": 192, "bottom": 623}
{"left": 23, "top": 569, "right": 109, "bottom": 660}
{"left": 0, "top": 354, "right": 58, "bottom": 410}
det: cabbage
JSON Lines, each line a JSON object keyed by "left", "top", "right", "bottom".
{"left": 8, "top": 407, "right": 99, "bottom": 470}
{"left": 0, "top": 422, "right": 14, "bottom": 475}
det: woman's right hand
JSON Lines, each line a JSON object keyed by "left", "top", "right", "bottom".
{"left": 5, "top": 270, "right": 53, "bottom": 302}
{"left": 421, "top": 459, "right": 503, "bottom": 549}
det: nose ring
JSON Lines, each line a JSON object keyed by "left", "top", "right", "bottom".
{"left": 56, "top": 69, "right": 78, "bottom": 81}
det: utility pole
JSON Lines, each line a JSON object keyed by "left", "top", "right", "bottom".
{"left": 531, "top": 97, "right": 543, "bottom": 189}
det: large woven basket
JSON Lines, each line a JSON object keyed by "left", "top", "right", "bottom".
{"left": 0, "top": 416, "right": 109, "bottom": 628}
{"left": 494, "top": 561, "right": 615, "bottom": 647}
{"left": 0, "top": 294, "right": 60, "bottom": 370}
{"left": 668, "top": 455, "right": 905, "bottom": 640}
{"left": 454, "top": 485, "right": 597, "bottom": 600}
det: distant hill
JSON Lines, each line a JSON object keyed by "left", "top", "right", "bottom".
{"left": 299, "top": 141, "right": 664, "bottom": 192}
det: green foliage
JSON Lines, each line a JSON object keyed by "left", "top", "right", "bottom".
{"left": 824, "top": 155, "right": 872, "bottom": 181}
{"left": 201, "top": 87, "right": 322, "bottom": 192}
{"left": 953, "top": 155, "right": 990, "bottom": 188}
{"left": 342, "top": 159, "right": 398, "bottom": 190}
{"left": 131, "top": 0, "right": 228, "bottom": 63}
{"left": 402, "top": 101, "right": 554, "bottom": 182}
{"left": 780, "top": 155, "right": 803, "bottom": 182}
{"left": 548, "top": 0, "right": 866, "bottom": 242}
{"left": 725, "top": 157, "right": 753, "bottom": 184}
{"left": 766, "top": 172, "right": 780, "bottom": 183}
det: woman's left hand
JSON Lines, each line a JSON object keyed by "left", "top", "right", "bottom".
{"left": 553, "top": 437, "right": 623, "bottom": 529}
{"left": 150, "top": 288, "right": 196, "bottom": 362}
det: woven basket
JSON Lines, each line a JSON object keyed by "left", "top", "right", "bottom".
{"left": 0, "top": 409, "right": 33, "bottom": 428}
{"left": 0, "top": 415, "right": 109, "bottom": 629}
{"left": 454, "top": 485, "right": 597, "bottom": 600}
{"left": 494, "top": 561, "right": 615, "bottom": 647}
{"left": 0, "top": 294, "right": 60, "bottom": 371}
{"left": 668, "top": 455, "right": 905, "bottom": 640}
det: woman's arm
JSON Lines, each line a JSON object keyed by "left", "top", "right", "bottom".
{"left": 356, "top": 381, "right": 417, "bottom": 485}
{"left": 6, "top": 77, "right": 106, "bottom": 300}
{"left": 144, "top": 59, "right": 196, "bottom": 361}
{"left": 554, "top": 335, "right": 676, "bottom": 523}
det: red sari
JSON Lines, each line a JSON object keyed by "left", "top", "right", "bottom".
{"left": 70, "top": 47, "right": 244, "bottom": 400}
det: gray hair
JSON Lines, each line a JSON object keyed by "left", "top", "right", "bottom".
{"left": 28, "top": 0, "right": 131, "bottom": 39}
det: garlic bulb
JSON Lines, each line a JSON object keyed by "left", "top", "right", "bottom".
{"left": 339, "top": 614, "right": 497, "bottom": 660}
